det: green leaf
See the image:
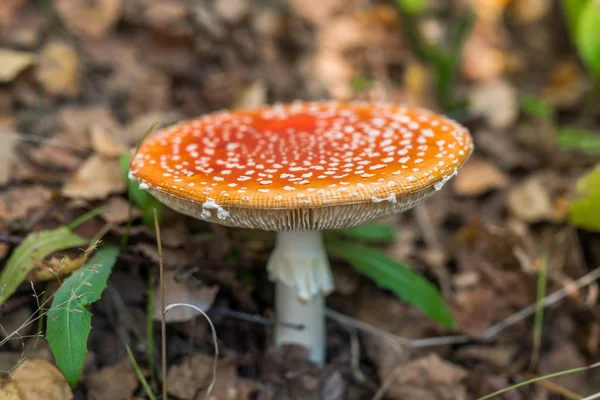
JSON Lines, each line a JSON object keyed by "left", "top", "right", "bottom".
{"left": 569, "top": 163, "right": 600, "bottom": 231}
{"left": 557, "top": 126, "right": 600, "bottom": 154}
{"left": 561, "top": 0, "right": 590, "bottom": 41}
{"left": 46, "top": 246, "right": 120, "bottom": 387}
{"left": 329, "top": 223, "right": 397, "bottom": 244}
{"left": 325, "top": 239, "right": 457, "bottom": 329}
{"left": 120, "top": 152, "right": 164, "bottom": 227}
{"left": 576, "top": 0, "right": 600, "bottom": 79}
{"left": 350, "top": 75, "right": 373, "bottom": 93}
{"left": 0, "top": 227, "right": 87, "bottom": 305}
{"left": 519, "top": 94, "right": 555, "bottom": 120}
{"left": 396, "top": 0, "right": 426, "bottom": 15}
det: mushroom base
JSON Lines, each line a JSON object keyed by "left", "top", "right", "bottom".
{"left": 267, "top": 230, "right": 332, "bottom": 364}
{"left": 274, "top": 281, "right": 326, "bottom": 364}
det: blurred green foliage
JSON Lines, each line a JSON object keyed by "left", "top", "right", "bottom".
{"left": 562, "top": 0, "right": 600, "bottom": 80}
{"left": 395, "top": 1, "right": 474, "bottom": 113}
{"left": 557, "top": 127, "right": 600, "bottom": 154}
{"left": 395, "top": 0, "right": 426, "bottom": 15}
{"left": 120, "top": 152, "right": 164, "bottom": 227}
{"left": 519, "top": 94, "right": 555, "bottom": 120}
{"left": 569, "top": 163, "right": 600, "bottom": 231}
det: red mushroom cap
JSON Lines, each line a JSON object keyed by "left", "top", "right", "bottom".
{"left": 130, "top": 101, "right": 473, "bottom": 230}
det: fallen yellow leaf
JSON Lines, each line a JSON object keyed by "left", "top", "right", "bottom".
{"left": 6, "top": 359, "right": 73, "bottom": 400}
{"left": 0, "top": 49, "right": 35, "bottom": 83}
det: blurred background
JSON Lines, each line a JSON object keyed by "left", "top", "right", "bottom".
{"left": 1, "top": 0, "right": 600, "bottom": 399}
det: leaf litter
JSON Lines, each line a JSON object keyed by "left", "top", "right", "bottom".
{"left": 1, "top": 0, "right": 600, "bottom": 398}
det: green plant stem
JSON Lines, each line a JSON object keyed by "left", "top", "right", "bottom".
{"left": 398, "top": 6, "right": 474, "bottom": 112}
{"left": 126, "top": 344, "right": 157, "bottom": 400}
{"left": 531, "top": 252, "right": 549, "bottom": 369}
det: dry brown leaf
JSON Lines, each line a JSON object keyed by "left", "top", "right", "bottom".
{"left": 507, "top": 177, "right": 553, "bottom": 223}
{"left": 403, "top": 61, "right": 431, "bottom": 98}
{"left": 0, "top": 0, "right": 25, "bottom": 27}
{"left": 30, "top": 254, "right": 87, "bottom": 282}
{"left": 109, "top": 61, "right": 171, "bottom": 116}
{"left": 456, "top": 344, "right": 518, "bottom": 367}
{"left": 90, "top": 124, "right": 127, "bottom": 157}
{"left": 0, "top": 185, "right": 52, "bottom": 222}
{"left": 543, "top": 60, "right": 590, "bottom": 108}
{"left": 509, "top": 0, "right": 552, "bottom": 23}
{"left": 469, "top": 79, "right": 518, "bottom": 129}
{"left": 35, "top": 42, "right": 81, "bottom": 97}
{"left": 231, "top": 80, "right": 266, "bottom": 110}
{"left": 0, "top": 243, "right": 9, "bottom": 261}
{"left": 62, "top": 155, "right": 125, "bottom": 200}
{"left": 290, "top": 0, "right": 349, "bottom": 25}
{"left": 117, "top": 111, "right": 183, "bottom": 145}
{"left": 54, "top": 0, "right": 122, "bottom": 38}
{"left": 55, "top": 106, "right": 122, "bottom": 151}
{"left": 167, "top": 353, "right": 237, "bottom": 400}
{"left": 453, "top": 286, "right": 496, "bottom": 336}
{"left": 29, "top": 143, "right": 82, "bottom": 172}
{"left": 0, "top": 132, "right": 21, "bottom": 185}
{"left": 387, "top": 354, "right": 468, "bottom": 400}
{"left": 214, "top": 0, "right": 250, "bottom": 23}
{"left": 8, "top": 359, "right": 73, "bottom": 400}
{"left": 453, "top": 158, "right": 509, "bottom": 196}
{"left": 314, "top": 50, "right": 354, "bottom": 100}
{"left": 0, "top": 380, "right": 21, "bottom": 400}
{"left": 155, "top": 270, "right": 219, "bottom": 323}
{"left": 144, "top": 1, "right": 193, "bottom": 37}
{"left": 538, "top": 341, "right": 586, "bottom": 393}
{"left": 465, "top": 0, "right": 511, "bottom": 21}
{"left": 0, "top": 49, "right": 35, "bottom": 83}
{"left": 135, "top": 242, "right": 191, "bottom": 269}
{"left": 100, "top": 196, "right": 141, "bottom": 224}
{"left": 461, "top": 35, "right": 505, "bottom": 82}
{"left": 85, "top": 358, "right": 138, "bottom": 400}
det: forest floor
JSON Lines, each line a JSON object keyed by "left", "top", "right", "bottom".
{"left": 1, "top": 1, "right": 600, "bottom": 399}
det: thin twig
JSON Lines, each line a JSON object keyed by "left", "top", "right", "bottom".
{"left": 153, "top": 209, "right": 167, "bottom": 400}
{"left": 209, "top": 307, "right": 304, "bottom": 330}
{"left": 325, "top": 308, "right": 471, "bottom": 349}
{"left": 327, "top": 265, "right": 600, "bottom": 350}
{"left": 165, "top": 303, "right": 219, "bottom": 400}
{"left": 482, "top": 265, "right": 600, "bottom": 340}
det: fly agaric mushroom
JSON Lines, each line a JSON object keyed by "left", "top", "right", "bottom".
{"left": 129, "top": 101, "right": 473, "bottom": 364}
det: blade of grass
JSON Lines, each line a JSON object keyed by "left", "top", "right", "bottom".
{"left": 125, "top": 343, "right": 157, "bottom": 400}
{"left": 531, "top": 251, "right": 549, "bottom": 368}
{"left": 476, "top": 362, "right": 600, "bottom": 400}
{"left": 66, "top": 205, "right": 108, "bottom": 230}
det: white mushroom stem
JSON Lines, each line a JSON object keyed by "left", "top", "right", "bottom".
{"left": 266, "top": 230, "right": 334, "bottom": 364}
